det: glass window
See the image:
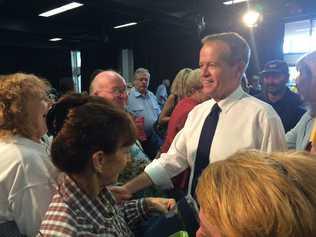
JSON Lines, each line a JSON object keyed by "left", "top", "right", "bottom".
{"left": 283, "top": 20, "right": 312, "bottom": 54}
{"left": 311, "top": 19, "right": 316, "bottom": 51}
{"left": 283, "top": 19, "right": 316, "bottom": 84}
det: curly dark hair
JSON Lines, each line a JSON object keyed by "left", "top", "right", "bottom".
{"left": 49, "top": 93, "right": 136, "bottom": 174}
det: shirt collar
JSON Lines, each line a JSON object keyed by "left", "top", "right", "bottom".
{"left": 12, "top": 135, "right": 47, "bottom": 151}
{"left": 132, "top": 87, "right": 147, "bottom": 98}
{"left": 217, "top": 86, "right": 247, "bottom": 113}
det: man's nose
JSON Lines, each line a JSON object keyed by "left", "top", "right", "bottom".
{"left": 200, "top": 67, "right": 208, "bottom": 77}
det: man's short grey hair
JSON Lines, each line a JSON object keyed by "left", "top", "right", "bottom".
{"left": 202, "top": 32, "right": 251, "bottom": 72}
{"left": 134, "top": 68, "right": 150, "bottom": 81}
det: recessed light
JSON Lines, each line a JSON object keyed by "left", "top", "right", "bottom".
{"left": 113, "top": 22, "right": 138, "bottom": 29}
{"left": 39, "top": 2, "right": 83, "bottom": 17}
{"left": 49, "top": 38, "right": 63, "bottom": 42}
{"left": 223, "top": 0, "right": 248, "bottom": 5}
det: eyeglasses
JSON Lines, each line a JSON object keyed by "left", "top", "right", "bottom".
{"left": 97, "top": 87, "right": 127, "bottom": 96}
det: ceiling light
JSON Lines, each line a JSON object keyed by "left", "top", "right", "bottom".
{"left": 39, "top": 2, "right": 83, "bottom": 17}
{"left": 49, "top": 38, "right": 63, "bottom": 42}
{"left": 223, "top": 0, "right": 248, "bottom": 5}
{"left": 242, "top": 10, "right": 261, "bottom": 27}
{"left": 113, "top": 22, "right": 138, "bottom": 29}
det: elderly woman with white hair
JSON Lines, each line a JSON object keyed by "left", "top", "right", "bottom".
{"left": 286, "top": 51, "right": 316, "bottom": 152}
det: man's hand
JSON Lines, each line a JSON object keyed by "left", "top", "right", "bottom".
{"left": 108, "top": 186, "right": 132, "bottom": 203}
{"left": 109, "top": 172, "right": 154, "bottom": 203}
{"left": 145, "top": 197, "right": 176, "bottom": 214}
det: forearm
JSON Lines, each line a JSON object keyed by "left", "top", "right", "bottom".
{"left": 123, "top": 172, "right": 154, "bottom": 194}
{"left": 159, "top": 116, "right": 170, "bottom": 125}
{"left": 120, "top": 199, "right": 147, "bottom": 226}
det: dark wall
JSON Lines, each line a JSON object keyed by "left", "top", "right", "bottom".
{"left": 0, "top": 18, "right": 285, "bottom": 92}
{"left": 80, "top": 43, "right": 119, "bottom": 92}
{"left": 0, "top": 46, "right": 71, "bottom": 89}
{"left": 80, "top": 25, "right": 202, "bottom": 92}
{"left": 132, "top": 30, "right": 201, "bottom": 91}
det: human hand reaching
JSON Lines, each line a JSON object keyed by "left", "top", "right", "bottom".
{"left": 108, "top": 185, "right": 132, "bottom": 203}
{"left": 145, "top": 197, "right": 176, "bottom": 214}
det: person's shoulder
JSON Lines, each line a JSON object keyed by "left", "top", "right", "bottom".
{"left": 39, "top": 198, "right": 77, "bottom": 237}
{"left": 287, "top": 89, "right": 303, "bottom": 105}
{"left": 147, "top": 90, "right": 156, "bottom": 97}
{"left": 188, "top": 99, "right": 214, "bottom": 114}
{"left": 239, "top": 95, "right": 278, "bottom": 116}
{"left": 296, "top": 111, "right": 312, "bottom": 123}
{"left": 0, "top": 139, "right": 23, "bottom": 162}
{"left": 128, "top": 87, "right": 137, "bottom": 97}
{"left": 42, "top": 193, "right": 77, "bottom": 223}
{"left": 253, "top": 92, "right": 265, "bottom": 100}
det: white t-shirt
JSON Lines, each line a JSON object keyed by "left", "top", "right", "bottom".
{"left": 145, "top": 86, "right": 287, "bottom": 190}
{"left": 0, "top": 136, "right": 58, "bottom": 236}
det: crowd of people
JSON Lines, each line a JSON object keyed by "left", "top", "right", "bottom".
{"left": 0, "top": 31, "right": 315, "bottom": 237}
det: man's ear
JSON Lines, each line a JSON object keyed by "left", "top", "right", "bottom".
{"left": 92, "top": 151, "right": 105, "bottom": 174}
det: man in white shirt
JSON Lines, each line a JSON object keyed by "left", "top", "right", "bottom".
{"left": 115, "top": 32, "right": 286, "bottom": 201}
{"left": 113, "top": 32, "right": 287, "bottom": 237}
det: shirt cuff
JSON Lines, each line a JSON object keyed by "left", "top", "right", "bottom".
{"left": 144, "top": 159, "right": 174, "bottom": 189}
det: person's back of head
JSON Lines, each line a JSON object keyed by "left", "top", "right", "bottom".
{"left": 170, "top": 68, "right": 192, "bottom": 99}
{"left": 196, "top": 150, "right": 316, "bottom": 237}
{"left": 297, "top": 50, "right": 316, "bottom": 78}
{"left": 296, "top": 50, "right": 316, "bottom": 113}
{"left": 47, "top": 93, "right": 136, "bottom": 174}
{"left": 163, "top": 79, "right": 170, "bottom": 88}
{"left": 59, "top": 77, "right": 74, "bottom": 95}
{"left": 185, "top": 69, "right": 203, "bottom": 97}
{"left": 88, "top": 69, "right": 105, "bottom": 94}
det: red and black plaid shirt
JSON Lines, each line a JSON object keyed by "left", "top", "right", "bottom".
{"left": 38, "top": 175, "right": 147, "bottom": 237}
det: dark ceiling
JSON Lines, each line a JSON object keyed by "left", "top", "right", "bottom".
{"left": 0, "top": 0, "right": 315, "bottom": 49}
{"left": 0, "top": 0, "right": 202, "bottom": 48}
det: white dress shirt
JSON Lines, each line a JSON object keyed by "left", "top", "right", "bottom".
{"left": 286, "top": 111, "right": 315, "bottom": 150}
{"left": 0, "top": 136, "right": 58, "bottom": 236}
{"left": 145, "top": 86, "right": 287, "bottom": 190}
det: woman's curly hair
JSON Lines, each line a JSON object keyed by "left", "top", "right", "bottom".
{"left": 0, "top": 73, "right": 49, "bottom": 139}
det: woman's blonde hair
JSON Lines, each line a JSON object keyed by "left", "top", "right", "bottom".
{"left": 196, "top": 150, "right": 316, "bottom": 237}
{"left": 185, "top": 69, "right": 202, "bottom": 97}
{"left": 0, "top": 73, "right": 49, "bottom": 139}
{"left": 170, "top": 68, "right": 192, "bottom": 99}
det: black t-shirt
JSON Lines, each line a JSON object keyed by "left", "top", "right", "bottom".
{"left": 255, "top": 89, "right": 306, "bottom": 133}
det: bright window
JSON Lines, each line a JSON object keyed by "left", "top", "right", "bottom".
{"left": 283, "top": 19, "right": 315, "bottom": 87}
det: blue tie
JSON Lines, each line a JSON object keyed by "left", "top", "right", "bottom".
{"left": 191, "top": 103, "right": 221, "bottom": 195}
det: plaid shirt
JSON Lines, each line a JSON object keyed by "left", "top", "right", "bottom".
{"left": 38, "top": 175, "right": 147, "bottom": 237}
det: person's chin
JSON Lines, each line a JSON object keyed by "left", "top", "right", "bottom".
{"left": 202, "top": 87, "right": 216, "bottom": 97}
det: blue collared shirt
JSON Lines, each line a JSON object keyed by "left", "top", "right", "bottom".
{"left": 127, "top": 87, "right": 161, "bottom": 136}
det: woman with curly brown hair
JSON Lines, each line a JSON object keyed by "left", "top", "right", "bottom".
{"left": 0, "top": 73, "right": 58, "bottom": 236}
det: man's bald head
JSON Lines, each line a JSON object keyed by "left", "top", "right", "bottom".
{"left": 89, "top": 70, "right": 127, "bottom": 109}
